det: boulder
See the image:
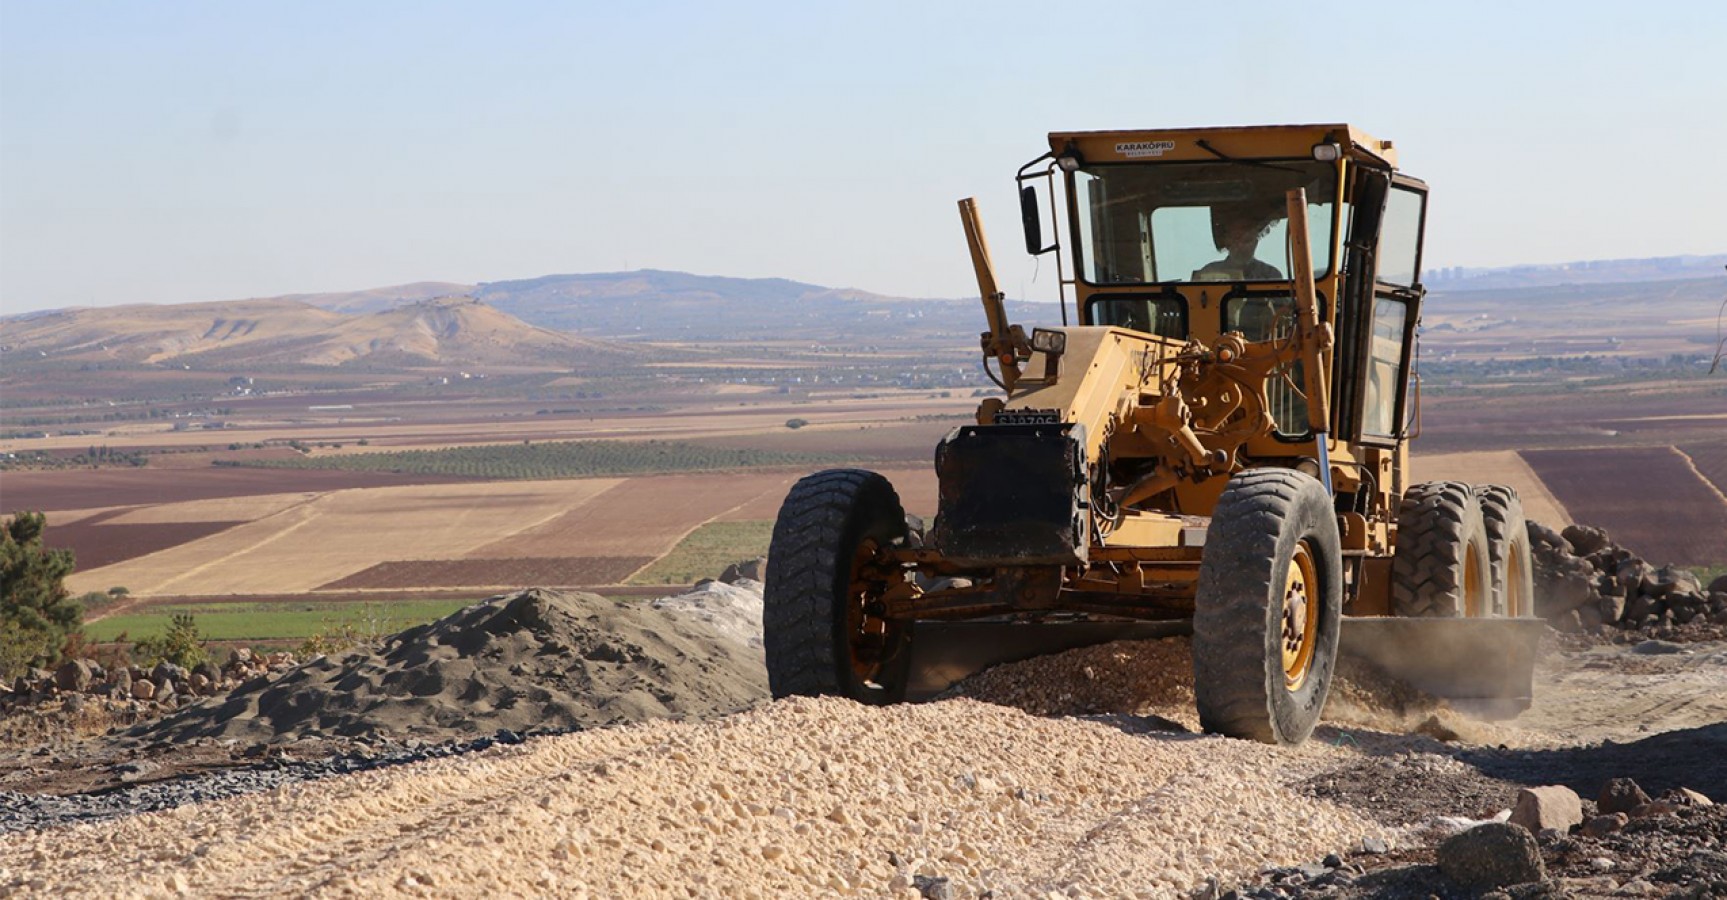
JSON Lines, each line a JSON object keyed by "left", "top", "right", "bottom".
{"left": 228, "top": 647, "right": 254, "bottom": 666}
{"left": 132, "top": 679, "right": 156, "bottom": 701}
{"left": 154, "top": 677, "right": 176, "bottom": 701}
{"left": 1649, "top": 566, "right": 1702, "bottom": 597}
{"left": 1581, "top": 813, "right": 1627, "bottom": 837}
{"left": 1625, "top": 593, "right": 1662, "bottom": 622}
{"left": 1709, "top": 574, "right": 1727, "bottom": 594}
{"left": 63, "top": 693, "right": 86, "bottom": 714}
{"left": 1509, "top": 785, "right": 1583, "bottom": 833}
{"left": 151, "top": 661, "right": 188, "bottom": 685}
{"left": 192, "top": 661, "right": 221, "bottom": 683}
{"left": 54, "top": 659, "right": 92, "bottom": 693}
{"left": 1662, "top": 787, "right": 1714, "bottom": 807}
{"left": 1615, "top": 559, "right": 1654, "bottom": 593}
{"left": 1437, "top": 823, "right": 1545, "bottom": 891}
{"left": 719, "top": 557, "right": 767, "bottom": 584}
{"left": 1561, "top": 525, "right": 1611, "bottom": 556}
{"left": 1597, "top": 592, "right": 1626, "bottom": 625}
{"left": 1526, "top": 521, "right": 1570, "bottom": 553}
{"left": 1597, "top": 778, "right": 1652, "bottom": 815}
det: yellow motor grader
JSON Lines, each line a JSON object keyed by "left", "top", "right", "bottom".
{"left": 763, "top": 124, "right": 1543, "bottom": 744}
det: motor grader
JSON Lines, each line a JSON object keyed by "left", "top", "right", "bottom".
{"left": 763, "top": 123, "right": 1543, "bottom": 745}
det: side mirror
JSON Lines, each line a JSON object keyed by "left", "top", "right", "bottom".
{"left": 1020, "top": 185, "right": 1048, "bottom": 255}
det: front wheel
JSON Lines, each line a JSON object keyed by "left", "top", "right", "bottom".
{"left": 763, "top": 469, "right": 914, "bottom": 704}
{"left": 1192, "top": 469, "right": 1343, "bottom": 745}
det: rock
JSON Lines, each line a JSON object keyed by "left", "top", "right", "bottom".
{"left": 1597, "top": 778, "right": 1652, "bottom": 815}
{"left": 1361, "top": 836, "right": 1389, "bottom": 854}
{"left": 111, "top": 667, "right": 132, "bottom": 690}
{"left": 719, "top": 557, "right": 766, "bottom": 584}
{"left": 1437, "top": 823, "right": 1545, "bottom": 891}
{"left": 132, "top": 679, "right": 156, "bottom": 700}
{"left": 1553, "top": 610, "right": 1583, "bottom": 633}
{"left": 228, "top": 647, "right": 254, "bottom": 666}
{"left": 54, "top": 659, "right": 92, "bottom": 693}
{"left": 1562, "top": 525, "right": 1611, "bottom": 556}
{"left": 1649, "top": 565, "right": 1702, "bottom": 597}
{"left": 190, "top": 673, "right": 212, "bottom": 694}
{"left": 912, "top": 874, "right": 953, "bottom": 900}
{"left": 193, "top": 661, "right": 221, "bottom": 682}
{"left": 1661, "top": 787, "right": 1714, "bottom": 807}
{"left": 155, "top": 677, "right": 176, "bottom": 701}
{"left": 1526, "top": 521, "right": 1569, "bottom": 552}
{"left": 1509, "top": 786, "right": 1583, "bottom": 833}
{"left": 1597, "top": 592, "right": 1627, "bottom": 624}
{"left": 1629, "top": 800, "right": 1680, "bottom": 819}
{"left": 63, "top": 693, "right": 86, "bottom": 714}
{"left": 1615, "top": 559, "right": 1654, "bottom": 592}
{"left": 1631, "top": 639, "right": 1685, "bottom": 655}
{"left": 1582, "top": 813, "right": 1628, "bottom": 837}
{"left": 1625, "top": 593, "right": 1662, "bottom": 622}
{"left": 1709, "top": 574, "right": 1727, "bottom": 594}
{"left": 151, "top": 661, "right": 188, "bottom": 685}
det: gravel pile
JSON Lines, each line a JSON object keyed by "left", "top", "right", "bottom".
{"left": 947, "top": 637, "right": 1199, "bottom": 728}
{"left": 0, "top": 697, "right": 1388, "bottom": 898}
{"left": 124, "top": 588, "right": 767, "bottom": 745}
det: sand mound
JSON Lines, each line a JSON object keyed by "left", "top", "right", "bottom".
{"left": 127, "top": 589, "right": 768, "bottom": 744}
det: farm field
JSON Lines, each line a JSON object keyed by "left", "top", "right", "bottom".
{"left": 1680, "top": 440, "right": 1727, "bottom": 498}
{"left": 1408, "top": 450, "right": 1570, "bottom": 527}
{"left": 1520, "top": 445, "right": 1727, "bottom": 566}
{"left": 83, "top": 599, "right": 475, "bottom": 643}
{"left": 55, "top": 466, "right": 939, "bottom": 601}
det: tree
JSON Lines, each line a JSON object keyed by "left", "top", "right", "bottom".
{"left": 1, "top": 511, "right": 84, "bottom": 679}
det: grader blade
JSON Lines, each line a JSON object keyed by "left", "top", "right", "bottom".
{"left": 904, "top": 620, "right": 1190, "bottom": 700}
{"left": 1337, "top": 617, "right": 1548, "bottom": 719}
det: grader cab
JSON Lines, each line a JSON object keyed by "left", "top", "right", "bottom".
{"left": 763, "top": 124, "right": 1543, "bottom": 745}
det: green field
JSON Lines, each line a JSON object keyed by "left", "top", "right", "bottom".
{"left": 628, "top": 521, "right": 773, "bottom": 585}
{"left": 213, "top": 439, "right": 839, "bottom": 480}
{"left": 85, "top": 599, "right": 477, "bottom": 643}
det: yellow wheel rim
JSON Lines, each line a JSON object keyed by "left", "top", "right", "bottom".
{"left": 1464, "top": 539, "right": 1485, "bottom": 617}
{"left": 1281, "top": 541, "right": 1321, "bottom": 691}
{"left": 1505, "top": 549, "right": 1526, "bottom": 618}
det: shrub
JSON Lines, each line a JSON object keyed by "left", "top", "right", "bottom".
{"left": 132, "top": 613, "right": 209, "bottom": 669}
{"left": 1, "top": 511, "right": 83, "bottom": 680}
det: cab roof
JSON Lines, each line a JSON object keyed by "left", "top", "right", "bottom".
{"left": 1047, "top": 123, "right": 1397, "bottom": 169}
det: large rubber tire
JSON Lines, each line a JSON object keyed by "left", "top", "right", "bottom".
{"left": 763, "top": 469, "right": 913, "bottom": 705}
{"left": 1477, "top": 485, "right": 1533, "bottom": 618}
{"left": 1390, "top": 481, "right": 1492, "bottom": 618}
{"left": 1192, "top": 469, "right": 1343, "bottom": 745}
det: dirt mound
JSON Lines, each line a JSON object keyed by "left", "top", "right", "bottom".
{"left": 126, "top": 589, "right": 767, "bottom": 744}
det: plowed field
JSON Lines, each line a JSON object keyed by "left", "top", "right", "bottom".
{"left": 1520, "top": 445, "right": 1727, "bottom": 565}
{"left": 320, "top": 557, "right": 653, "bottom": 590}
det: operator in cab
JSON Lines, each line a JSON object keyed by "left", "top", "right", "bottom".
{"left": 1192, "top": 201, "right": 1282, "bottom": 282}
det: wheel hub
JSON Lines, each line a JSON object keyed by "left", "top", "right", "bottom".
{"left": 1280, "top": 541, "right": 1321, "bottom": 690}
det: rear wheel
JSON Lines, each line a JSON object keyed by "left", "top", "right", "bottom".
{"left": 1477, "top": 485, "right": 1533, "bottom": 618}
{"left": 763, "top": 469, "right": 913, "bottom": 704}
{"left": 1193, "top": 469, "right": 1343, "bottom": 745}
{"left": 1391, "top": 481, "right": 1492, "bottom": 618}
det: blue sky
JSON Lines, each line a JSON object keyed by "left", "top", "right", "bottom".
{"left": 2, "top": 1, "right": 1723, "bottom": 313}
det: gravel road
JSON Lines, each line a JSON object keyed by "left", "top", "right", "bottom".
{"left": 0, "top": 697, "right": 1386, "bottom": 898}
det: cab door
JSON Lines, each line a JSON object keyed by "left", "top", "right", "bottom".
{"left": 1335, "top": 168, "right": 1427, "bottom": 444}
{"left": 1359, "top": 175, "right": 1427, "bottom": 442}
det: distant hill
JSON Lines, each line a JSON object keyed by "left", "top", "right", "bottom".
{"left": 1427, "top": 254, "right": 1726, "bottom": 292}
{"left": 0, "top": 296, "right": 620, "bottom": 369}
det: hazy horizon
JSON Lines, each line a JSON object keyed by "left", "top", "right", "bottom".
{"left": 4, "top": 1, "right": 1725, "bottom": 316}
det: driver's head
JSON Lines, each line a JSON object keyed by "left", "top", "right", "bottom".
{"left": 1211, "top": 202, "right": 1276, "bottom": 252}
